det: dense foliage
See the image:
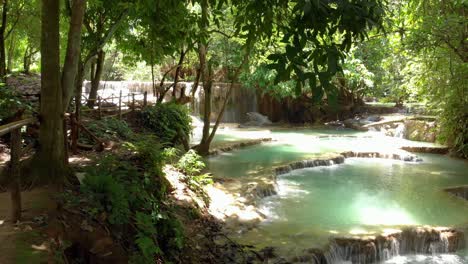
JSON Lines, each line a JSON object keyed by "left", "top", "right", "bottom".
{"left": 72, "top": 137, "right": 185, "bottom": 263}
{"left": 86, "top": 117, "right": 133, "bottom": 141}
{"left": 0, "top": 84, "right": 30, "bottom": 122}
{"left": 140, "top": 103, "right": 192, "bottom": 146}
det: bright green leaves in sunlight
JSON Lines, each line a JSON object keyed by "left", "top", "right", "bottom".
{"left": 266, "top": 0, "right": 384, "bottom": 102}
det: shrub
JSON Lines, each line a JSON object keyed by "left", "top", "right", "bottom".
{"left": 86, "top": 118, "right": 133, "bottom": 141}
{"left": 176, "top": 150, "right": 212, "bottom": 201}
{"left": 176, "top": 150, "right": 205, "bottom": 176}
{"left": 80, "top": 150, "right": 183, "bottom": 263}
{"left": 0, "top": 85, "right": 31, "bottom": 122}
{"left": 139, "top": 103, "right": 192, "bottom": 145}
{"left": 81, "top": 155, "right": 132, "bottom": 225}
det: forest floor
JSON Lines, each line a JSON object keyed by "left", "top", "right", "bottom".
{"left": 0, "top": 146, "right": 269, "bottom": 263}
{"left": 0, "top": 188, "right": 52, "bottom": 264}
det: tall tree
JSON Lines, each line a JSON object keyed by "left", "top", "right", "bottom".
{"left": 33, "top": 0, "right": 85, "bottom": 184}
{"left": 193, "top": 0, "right": 384, "bottom": 155}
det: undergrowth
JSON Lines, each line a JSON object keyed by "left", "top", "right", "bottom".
{"left": 85, "top": 117, "right": 133, "bottom": 141}
{"left": 176, "top": 149, "right": 213, "bottom": 203}
{"left": 139, "top": 102, "right": 192, "bottom": 146}
{"left": 65, "top": 136, "right": 187, "bottom": 263}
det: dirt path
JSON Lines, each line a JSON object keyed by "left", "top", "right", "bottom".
{"left": 0, "top": 188, "right": 53, "bottom": 264}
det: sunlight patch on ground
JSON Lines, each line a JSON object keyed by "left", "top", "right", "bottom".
{"left": 205, "top": 184, "right": 264, "bottom": 222}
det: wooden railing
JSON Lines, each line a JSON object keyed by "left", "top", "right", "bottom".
{"left": 0, "top": 90, "right": 151, "bottom": 222}
{"left": 0, "top": 114, "right": 37, "bottom": 223}
{"left": 81, "top": 91, "right": 148, "bottom": 119}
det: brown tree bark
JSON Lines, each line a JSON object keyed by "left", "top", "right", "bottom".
{"left": 195, "top": 46, "right": 250, "bottom": 155}
{"left": 171, "top": 48, "right": 186, "bottom": 99}
{"left": 35, "top": 0, "right": 66, "bottom": 184}
{"left": 0, "top": 0, "right": 8, "bottom": 81}
{"left": 32, "top": 0, "right": 86, "bottom": 185}
{"left": 193, "top": 44, "right": 212, "bottom": 155}
{"left": 87, "top": 50, "right": 105, "bottom": 107}
{"left": 62, "top": 0, "right": 86, "bottom": 111}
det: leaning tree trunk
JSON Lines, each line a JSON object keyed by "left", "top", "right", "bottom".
{"left": 194, "top": 44, "right": 212, "bottom": 155}
{"left": 171, "top": 48, "right": 186, "bottom": 99}
{"left": 196, "top": 48, "right": 250, "bottom": 155}
{"left": 35, "top": 0, "right": 66, "bottom": 184}
{"left": 87, "top": 50, "right": 105, "bottom": 108}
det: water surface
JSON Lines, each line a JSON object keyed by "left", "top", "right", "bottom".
{"left": 206, "top": 128, "right": 468, "bottom": 261}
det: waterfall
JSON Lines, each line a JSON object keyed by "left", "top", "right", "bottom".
{"left": 83, "top": 80, "right": 257, "bottom": 123}
{"left": 314, "top": 227, "right": 464, "bottom": 264}
{"left": 190, "top": 115, "right": 204, "bottom": 144}
{"left": 394, "top": 123, "right": 406, "bottom": 138}
{"left": 274, "top": 151, "right": 422, "bottom": 176}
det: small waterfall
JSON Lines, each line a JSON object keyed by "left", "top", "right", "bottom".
{"left": 314, "top": 227, "right": 464, "bottom": 264}
{"left": 275, "top": 151, "right": 422, "bottom": 176}
{"left": 394, "top": 123, "right": 406, "bottom": 138}
{"left": 190, "top": 115, "right": 204, "bottom": 144}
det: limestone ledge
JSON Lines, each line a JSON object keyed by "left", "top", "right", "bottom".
{"left": 444, "top": 185, "right": 468, "bottom": 201}
{"left": 275, "top": 151, "right": 422, "bottom": 176}
{"left": 208, "top": 138, "right": 273, "bottom": 155}
{"left": 291, "top": 227, "right": 465, "bottom": 264}
{"left": 401, "top": 145, "right": 449, "bottom": 154}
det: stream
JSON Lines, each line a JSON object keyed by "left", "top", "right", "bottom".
{"left": 205, "top": 128, "right": 468, "bottom": 263}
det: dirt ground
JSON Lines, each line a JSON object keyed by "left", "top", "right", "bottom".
{"left": 0, "top": 188, "right": 53, "bottom": 264}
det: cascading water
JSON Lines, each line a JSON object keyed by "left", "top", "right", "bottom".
{"left": 394, "top": 123, "right": 406, "bottom": 138}
{"left": 83, "top": 80, "right": 258, "bottom": 123}
{"left": 320, "top": 227, "right": 464, "bottom": 264}
{"left": 206, "top": 129, "right": 468, "bottom": 264}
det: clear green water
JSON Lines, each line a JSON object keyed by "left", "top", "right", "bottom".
{"left": 206, "top": 129, "right": 468, "bottom": 261}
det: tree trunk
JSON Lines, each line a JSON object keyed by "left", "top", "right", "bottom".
{"left": 87, "top": 50, "right": 104, "bottom": 107}
{"left": 196, "top": 48, "right": 250, "bottom": 155}
{"left": 0, "top": 0, "right": 8, "bottom": 81}
{"left": 171, "top": 48, "right": 186, "bottom": 99}
{"left": 73, "top": 62, "right": 84, "bottom": 154}
{"left": 6, "top": 30, "right": 14, "bottom": 72}
{"left": 194, "top": 44, "right": 212, "bottom": 155}
{"left": 34, "top": 0, "right": 66, "bottom": 184}
{"left": 23, "top": 46, "right": 30, "bottom": 74}
{"left": 61, "top": 0, "right": 86, "bottom": 111}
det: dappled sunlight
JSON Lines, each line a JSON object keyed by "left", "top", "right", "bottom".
{"left": 205, "top": 184, "right": 264, "bottom": 222}
{"left": 206, "top": 129, "right": 468, "bottom": 261}
{"left": 31, "top": 243, "right": 48, "bottom": 251}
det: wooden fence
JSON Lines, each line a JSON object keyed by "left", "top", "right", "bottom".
{"left": 80, "top": 91, "right": 148, "bottom": 119}
{"left": 0, "top": 90, "right": 150, "bottom": 222}
{"left": 0, "top": 115, "right": 37, "bottom": 223}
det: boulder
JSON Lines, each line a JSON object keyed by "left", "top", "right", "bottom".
{"left": 242, "top": 112, "right": 272, "bottom": 127}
